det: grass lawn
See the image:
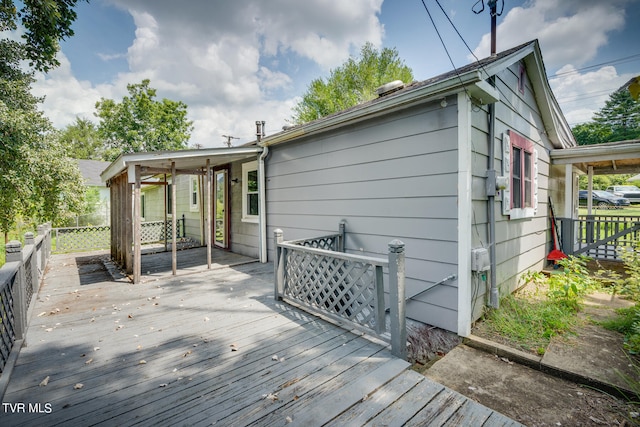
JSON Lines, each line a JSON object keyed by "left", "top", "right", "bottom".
{"left": 579, "top": 205, "right": 640, "bottom": 216}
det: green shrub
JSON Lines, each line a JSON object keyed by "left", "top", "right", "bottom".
{"left": 547, "top": 256, "right": 599, "bottom": 311}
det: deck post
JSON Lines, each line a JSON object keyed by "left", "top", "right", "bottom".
{"left": 171, "top": 162, "right": 177, "bottom": 276}
{"left": 24, "top": 232, "right": 38, "bottom": 294}
{"left": 6, "top": 241, "right": 26, "bottom": 340}
{"left": 338, "top": 221, "right": 346, "bottom": 252}
{"left": 206, "top": 159, "right": 212, "bottom": 269}
{"left": 388, "top": 239, "right": 407, "bottom": 360}
{"left": 274, "top": 229, "right": 284, "bottom": 300}
{"left": 133, "top": 164, "right": 142, "bottom": 284}
{"left": 37, "top": 225, "right": 47, "bottom": 272}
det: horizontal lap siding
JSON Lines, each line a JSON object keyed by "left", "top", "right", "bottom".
{"left": 230, "top": 160, "right": 260, "bottom": 258}
{"left": 267, "top": 102, "right": 460, "bottom": 332}
{"left": 469, "top": 61, "right": 559, "bottom": 320}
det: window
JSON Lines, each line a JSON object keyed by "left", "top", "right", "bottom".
{"left": 167, "top": 183, "right": 173, "bottom": 215}
{"left": 502, "top": 130, "right": 538, "bottom": 219}
{"left": 242, "top": 161, "right": 259, "bottom": 222}
{"left": 190, "top": 176, "right": 199, "bottom": 211}
{"left": 141, "top": 193, "right": 146, "bottom": 219}
{"left": 518, "top": 63, "right": 526, "bottom": 94}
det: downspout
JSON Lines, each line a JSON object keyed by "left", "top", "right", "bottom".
{"left": 487, "top": 76, "right": 499, "bottom": 309}
{"left": 256, "top": 120, "right": 269, "bottom": 263}
{"left": 258, "top": 146, "right": 269, "bottom": 263}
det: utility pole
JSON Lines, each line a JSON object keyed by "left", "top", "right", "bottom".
{"left": 222, "top": 135, "right": 239, "bottom": 147}
{"left": 473, "top": 0, "right": 503, "bottom": 56}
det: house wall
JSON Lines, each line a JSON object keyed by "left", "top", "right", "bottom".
{"left": 468, "top": 60, "right": 566, "bottom": 321}
{"left": 139, "top": 164, "right": 261, "bottom": 259}
{"left": 229, "top": 160, "right": 261, "bottom": 258}
{"left": 266, "top": 100, "right": 461, "bottom": 332}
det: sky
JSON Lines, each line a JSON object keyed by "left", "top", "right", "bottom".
{"left": 22, "top": 0, "right": 640, "bottom": 148}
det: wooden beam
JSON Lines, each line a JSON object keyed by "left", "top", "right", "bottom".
{"left": 140, "top": 166, "right": 206, "bottom": 176}
{"left": 206, "top": 159, "right": 212, "bottom": 269}
{"left": 172, "top": 162, "right": 177, "bottom": 276}
{"left": 124, "top": 175, "right": 133, "bottom": 275}
{"left": 133, "top": 165, "right": 142, "bottom": 284}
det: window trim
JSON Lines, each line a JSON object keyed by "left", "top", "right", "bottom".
{"left": 241, "top": 161, "right": 259, "bottom": 223}
{"left": 189, "top": 176, "right": 199, "bottom": 212}
{"left": 502, "top": 130, "right": 538, "bottom": 219}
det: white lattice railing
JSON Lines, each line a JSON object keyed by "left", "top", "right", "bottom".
{"left": 274, "top": 225, "right": 407, "bottom": 359}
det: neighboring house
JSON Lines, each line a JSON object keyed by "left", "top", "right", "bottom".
{"left": 77, "top": 159, "right": 111, "bottom": 226}
{"left": 103, "top": 40, "right": 583, "bottom": 336}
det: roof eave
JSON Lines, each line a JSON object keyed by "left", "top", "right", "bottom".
{"left": 260, "top": 71, "right": 487, "bottom": 147}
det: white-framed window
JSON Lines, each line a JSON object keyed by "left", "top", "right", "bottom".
{"left": 190, "top": 176, "right": 199, "bottom": 212}
{"left": 502, "top": 130, "right": 538, "bottom": 219}
{"left": 242, "top": 161, "right": 259, "bottom": 222}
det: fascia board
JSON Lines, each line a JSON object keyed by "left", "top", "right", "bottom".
{"left": 260, "top": 71, "right": 484, "bottom": 147}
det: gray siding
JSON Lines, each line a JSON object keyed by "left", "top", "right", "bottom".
{"left": 469, "top": 61, "right": 566, "bottom": 321}
{"left": 230, "top": 160, "right": 260, "bottom": 258}
{"left": 266, "top": 101, "right": 461, "bottom": 332}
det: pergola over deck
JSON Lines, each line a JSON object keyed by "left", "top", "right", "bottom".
{"left": 550, "top": 139, "right": 640, "bottom": 257}
{"left": 100, "top": 146, "right": 264, "bottom": 283}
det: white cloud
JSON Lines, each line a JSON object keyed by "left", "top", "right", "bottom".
{"left": 31, "top": 0, "right": 385, "bottom": 147}
{"left": 550, "top": 65, "right": 634, "bottom": 125}
{"left": 469, "top": 0, "right": 636, "bottom": 126}
{"left": 473, "top": 0, "right": 630, "bottom": 69}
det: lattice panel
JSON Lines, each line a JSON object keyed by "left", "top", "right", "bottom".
{"left": 24, "top": 257, "right": 33, "bottom": 308}
{"left": 0, "top": 274, "right": 17, "bottom": 372}
{"left": 141, "top": 220, "right": 185, "bottom": 243}
{"left": 300, "top": 236, "right": 338, "bottom": 251}
{"left": 56, "top": 226, "right": 110, "bottom": 252}
{"left": 141, "top": 222, "right": 165, "bottom": 243}
{"left": 284, "top": 249, "right": 379, "bottom": 329}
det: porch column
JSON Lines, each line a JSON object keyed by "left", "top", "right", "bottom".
{"left": 587, "top": 165, "right": 593, "bottom": 215}
{"left": 206, "top": 159, "right": 212, "bottom": 269}
{"left": 133, "top": 165, "right": 142, "bottom": 284}
{"left": 172, "top": 162, "right": 177, "bottom": 276}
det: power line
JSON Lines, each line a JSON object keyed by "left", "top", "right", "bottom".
{"left": 548, "top": 53, "right": 640, "bottom": 80}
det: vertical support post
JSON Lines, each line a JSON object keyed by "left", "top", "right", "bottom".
{"left": 37, "top": 225, "right": 46, "bottom": 272}
{"left": 274, "top": 229, "right": 284, "bottom": 300}
{"left": 388, "top": 239, "right": 407, "bottom": 360}
{"left": 133, "top": 165, "right": 142, "bottom": 284}
{"left": 24, "top": 232, "right": 38, "bottom": 293}
{"left": 374, "top": 265, "right": 385, "bottom": 334}
{"left": 560, "top": 218, "right": 575, "bottom": 255}
{"left": 171, "top": 162, "right": 177, "bottom": 276}
{"left": 6, "top": 241, "right": 26, "bottom": 339}
{"left": 338, "top": 221, "right": 346, "bottom": 252}
{"left": 206, "top": 159, "right": 212, "bottom": 269}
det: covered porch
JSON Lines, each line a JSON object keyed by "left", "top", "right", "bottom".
{"left": 550, "top": 139, "right": 640, "bottom": 260}
{"left": 100, "top": 146, "right": 267, "bottom": 283}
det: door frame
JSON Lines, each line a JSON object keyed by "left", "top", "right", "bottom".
{"left": 213, "top": 166, "right": 230, "bottom": 249}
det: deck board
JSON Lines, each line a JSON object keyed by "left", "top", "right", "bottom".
{"left": 1, "top": 249, "right": 521, "bottom": 426}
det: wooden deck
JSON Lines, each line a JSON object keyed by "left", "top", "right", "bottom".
{"left": 2, "top": 249, "right": 521, "bottom": 426}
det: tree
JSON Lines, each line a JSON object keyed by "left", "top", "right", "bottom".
{"left": 60, "top": 117, "right": 103, "bottom": 160}
{"left": 0, "top": 0, "right": 87, "bottom": 241}
{"left": 1, "top": 0, "right": 87, "bottom": 72}
{"left": 291, "top": 43, "right": 414, "bottom": 124}
{"left": 573, "top": 89, "right": 640, "bottom": 145}
{"left": 95, "top": 79, "right": 194, "bottom": 161}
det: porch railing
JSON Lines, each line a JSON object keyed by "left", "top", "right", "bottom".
{"left": 0, "top": 224, "right": 52, "bottom": 378}
{"left": 560, "top": 215, "right": 640, "bottom": 260}
{"left": 55, "top": 215, "right": 187, "bottom": 253}
{"left": 273, "top": 224, "right": 407, "bottom": 359}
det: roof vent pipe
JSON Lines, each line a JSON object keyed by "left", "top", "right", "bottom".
{"left": 256, "top": 121, "right": 266, "bottom": 142}
{"left": 376, "top": 80, "right": 404, "bottom": 97}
